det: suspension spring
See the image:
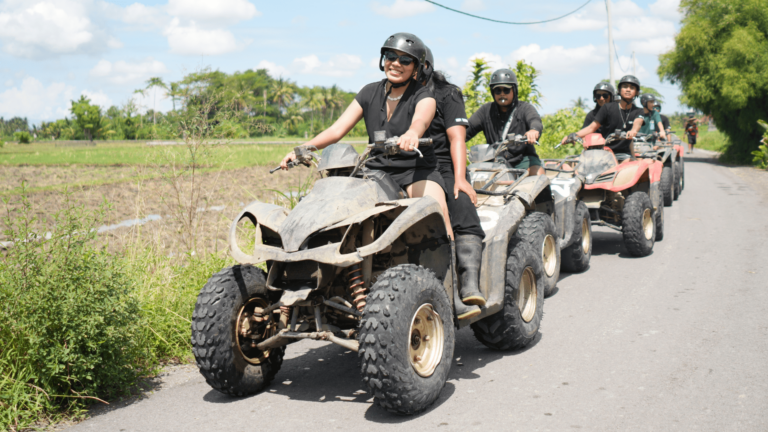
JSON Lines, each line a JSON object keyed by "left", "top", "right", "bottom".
{"left": 348, "top": 263, "right": 367, "bottom": 311}
{"left": 279, "top": 306, "right": 292, "bottom": 330}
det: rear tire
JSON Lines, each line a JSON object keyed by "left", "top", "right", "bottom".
{"left": 680, "top": 159, "right": 685, "bottom": 191}
{"left": 515, "top": 212, "right": 560, "bottom": 298}
{"left": 470, "top": 233, "right": 545, "bottom": 350}
{"left": 655, "top": 189, "right": 665, "bottom": 241}
{"left": 359, "top": 264, "right": 455, "bottom": 415}
{"left": 192, "top": 265, "right": 284, "bottom": 397}
{"left": 561, "top": 201, "right": 592, "bottom": 273}
{"left": 622, "top": 192, "right": 655, "bottom": 257}
{"left": 673, "top": 161, "right": 681, "bottom": 201}
{"left": 661, "top": 166, "right": 674, "bottom": 207}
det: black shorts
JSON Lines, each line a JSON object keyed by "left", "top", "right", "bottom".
{"left": 687, "top": 135, "right": 697, "bottom": 145}
{"left": 437, "top": 161, "right": 485, "bottom": 238}
{"left": 387, "top": 167, "right": 447, "bottom": 194}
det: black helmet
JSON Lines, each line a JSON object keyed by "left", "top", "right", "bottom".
{"left": 618, "top": 75, "right": 640, "bottom": 91}
{"left": 592, "top": 82, "right": 615, "bottom": 103}
{"left": 654, "top": 103, "right": 662, "bottom": 112}
{"left": 379, "top": 32, "right": 428, "bottom": 82}
{"left": 420, "top": 46, "right": 434, "bottom": 85}
{"left": 640, "top": 93, "right": 656, "bottom": 108}
{"left": 489, "top": 68, "right": 518, "bottom": 88}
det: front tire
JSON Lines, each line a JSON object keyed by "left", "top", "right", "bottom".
{"left": 359, "top": 264, "right": 455, "bottom": 415}
{"left": 561, "top": 201, "right": 592, "bottom": 273}
{"left": 470, "top": 233, "right": 545, "bottom": 350}
{"left": 655, "top": 189, "right": 665, "bottom": 241}
{"left": 191, "top": 265, "right": 284, "bottom": 397}
{"left": 622, "top": 192, "right": 655, "bottom": 257}
{"left": 661, "top": 166, "right": 674, "bottom": 207}
{"left": 516, "top": 212, "right": 560, "bottom": 298}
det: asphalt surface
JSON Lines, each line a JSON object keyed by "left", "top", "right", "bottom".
{"left": 67, "top": 149, "right": 768, "bottom": 432}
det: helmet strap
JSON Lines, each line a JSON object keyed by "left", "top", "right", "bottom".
{"left": 388, "top": 79, "right": 410, "bottom": 89}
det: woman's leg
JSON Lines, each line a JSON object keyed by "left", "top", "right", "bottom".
{"left": 406, "top": 180, "right": 454, "bottom": 239}
{"left": 527, "top": 165, "right": 545, "bottom": 176}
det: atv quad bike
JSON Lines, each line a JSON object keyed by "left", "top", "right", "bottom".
{"left": 553, "top": 132, "right": 664, "bottom": 256}
{"left": 632, "top": 133, "right": 685, "bottom": 206}
{"left": 191, "top": 132, "right": 546, "bottom": 415}
{"left": 468, "top": 135, "right": 584, "bottom": 296}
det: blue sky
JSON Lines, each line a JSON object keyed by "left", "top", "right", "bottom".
{"left": 0, "top": 0, "right": 684, "bottom": 125}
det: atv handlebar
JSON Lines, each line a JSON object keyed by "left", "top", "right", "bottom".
{"left": 270, "top": 145, "right": 319, "bottom": 174}
{"left": 491, "top": 134, "right": 538, "bottom": 156}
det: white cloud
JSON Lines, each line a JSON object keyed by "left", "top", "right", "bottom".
{"left": 292, "top": 54, "right": 363, "bottom": 77}
{"left": 0, "top": 0, "right": 114, "bottom": 58}
{"left": 650, "top": 0, "right": 681, "bottom": 19}
{"left": 81, "top": 89, "right": 112, "bottom": 109}
{"left": 164, "top": 18, "right": 243, "bottom": 55}
{"left": 466, "top": 52, "right": 505, "bottom": 71}
{"left": 256, "top": 60, "right": 289, "bottom": 77}
{"left": 629, "top": 36, "right": 675, "bottom": 55}
{"left": 613, "top": 55, "right": 649, "bottom": 80}
{"left": 89, "top": 58, "right": 169, "bottom": 85}
{"left": 461, "top": 0, "right": 485, "bottom": 12}
{"left": 4, "top": 80, "right": 12, "bottom": 87}
{"left": 511, "top": 44, "right": 604, "bottom": 74}
{"left": 370, "top": 57, "right": 381, "bottom": 69}
{"left": 122, "top": 3, "right": 168, "bottom": 28}
{"left": 167, "top": 0, "right": 260, "bottom": 26}
{"left": 613, "top": 16, "right": 676, "bottom": 40}
{"left": 0, "top": 77, "right": 75, "bottom": 120}
{"left": 370, "top": 0, "right": 435, "bottom": 18}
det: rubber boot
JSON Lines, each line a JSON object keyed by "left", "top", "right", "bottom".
{"left": 455, "top": 234, "right": 486, "bottom": 307}
{"left": 450, "top": 240, "right": 481, "bottom": 320}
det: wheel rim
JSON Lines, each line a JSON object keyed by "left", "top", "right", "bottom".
{"left": 581, "top": 218, "right": 591, "bottom": 254}
{"left": 236, "top": 297, "right": 276, "bottom": 365}
{"left": 542, "top": 234, "right": 557, "bottom": 277}
{"left": 408, "top": 304, "right": 444, "bottom": 378}
{"left": 642, "top": 208, "right": 653, "bottom": 240}
{"left": 518, "top": 267, "right": 537, "bottom": 323}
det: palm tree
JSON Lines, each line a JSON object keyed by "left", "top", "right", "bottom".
{"left": 271, "top": 77, "right": 296, "bottom": 115}
{"left": 282, "top": 105, "right": 304, "bottom": 135}
{"left": 145, "top": 77, "right": 168, "bottom": 125}
{"left": 324, "top": 85, "right": 345, "bottom": 125}
{"left": 133, "top": 89, "right": 146, "bottom": 128}
{"left": 167, "top": 82, "right": 183, "bottom": 112}
{"left": 301, "top": 88, "right": 324, "bottom": 134}
{"left": 570, "top": 96, "right": 588, "bottom": 109}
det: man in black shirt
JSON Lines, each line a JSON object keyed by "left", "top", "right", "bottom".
{"left": 466, "top": 68, "right": 545, "bottom": 175}
{"left": 423, "top": 48, "right": 486, "bottom": 315}
{"left": 584, "top": 82, "right": 615, "bottom": 135}
{"left": 562, "top": 75, "right": 644, "bottom": 160}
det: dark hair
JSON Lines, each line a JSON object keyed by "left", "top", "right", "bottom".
{"left": 427, "top": 70, "right": 462, "bottom": 97}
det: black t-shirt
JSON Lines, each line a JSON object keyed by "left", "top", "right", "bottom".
{"left": 593, "top": 101, "right": 644, "bottom": 154}
{"left": 355, "top": 79, "right": 436, "bottom": 170}
{"left": 428, "top": 84, "right": 468, "bottom": 167}
{"left": 466, "top": 101, "right": 543, "bottom": 165}
{"left": 660, "top": 114, "right": 670, "bottom": 131}
{"left": 584, "top": 106, "right": 610, "bottom": 136}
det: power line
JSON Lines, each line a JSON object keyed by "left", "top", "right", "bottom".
{"left": 613, "top": 40, "right": 628, "bottom": 73}
{"left": 424, "top": 0, "right": 593, "bottom": 25}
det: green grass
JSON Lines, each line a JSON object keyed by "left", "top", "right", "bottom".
{"left": 694, "top": 129, "right": 729, "bottom": 153}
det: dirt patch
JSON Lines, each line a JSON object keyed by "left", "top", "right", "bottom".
{"left": 0, "top": 165, "right": 141, "bottom": 192}
{"left": 1, "top": 165, "right": 314, "bottom": 256}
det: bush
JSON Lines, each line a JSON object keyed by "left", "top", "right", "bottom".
{"left": 539, "top": 107, "right": 586, "bottom": 159}
{"left": 13, "top": 131, "right": 31, "bottom": 144}
{"left": 0, "top": 189, "right": 147, "bottom": 430}
{"left": 752, "top": 120, "right": 768, "bottom": 169}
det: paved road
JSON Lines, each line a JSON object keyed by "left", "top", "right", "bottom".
{"left": 67, "top": 150, "right": 768, "bottom": 432}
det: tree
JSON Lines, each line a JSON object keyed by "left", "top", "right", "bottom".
{"left": 301, "top": 88, "right": 324, "bottom": 134}
{"left": 571, "top": 96, "right": 589, "bottom": 109}
{"left": 658, "top": 0, "right": 768, "bottom": 162}
{"left": 70, "top": 95, "right": 102, "bottom": 141}
{"left": 145, "top": 77, "right": 167, "bottom": 125}
{"left": 271, "top": 77, "right": 296, "bottom": 115}
{"left": 324, "top": 85, "right": 345, "bottom": 126}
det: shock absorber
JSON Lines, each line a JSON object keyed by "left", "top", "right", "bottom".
{"left": 348, "top": 263, "right": 367, "bottom": 311}
{"left": 279, "top": 306, "right": 291, "bottom": 330}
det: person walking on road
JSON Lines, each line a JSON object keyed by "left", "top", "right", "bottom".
{"left": 685, "top": 112, "right": 698, "bottom": 154}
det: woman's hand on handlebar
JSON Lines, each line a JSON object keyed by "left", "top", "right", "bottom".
{"left": 397, "top": 130, "right": 420, "bottom": 152}
{"left": 280, "top": 150, "right": 297, "bottom": 170}
{"left": 626, "top": 130, "right": 638, "bottom": 140}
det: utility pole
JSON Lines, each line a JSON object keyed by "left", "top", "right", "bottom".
{"left": 606, "top": 0, "right": 616, "bottom": 87}
{"left": 631, "top": 51, "right": 637, "bottom": 76}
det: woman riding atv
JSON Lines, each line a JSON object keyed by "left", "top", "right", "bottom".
{"left": 560, "top": 75, "right": 645, "bottom": 162}
{"left": 279, "top": 32, "right": 452, "bottom": 238}
{"left": 420, "top": 46, "right": 486, "bottom": 317}
{"left": 584, "top": 81, "right": 615, "bottom": 134}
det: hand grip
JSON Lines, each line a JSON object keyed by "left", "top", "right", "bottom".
{"left": 418, "top": 138, "right": 432, "bottom": 146}
{"left": 269, "top": 166, "right": 281, "bottom": 174}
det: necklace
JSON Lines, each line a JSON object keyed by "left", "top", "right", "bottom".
{"left": 618, "top": 102, "right": 630, "bottom": 129}
{"left": 387, "top": 94, "right": 403, "bottom": 101}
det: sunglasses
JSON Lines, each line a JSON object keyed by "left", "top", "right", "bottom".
{"left": 384, "top": 51, "right": 415, "bottom": 66}
{"left": 595, "top": 93, "right": 611, "bottom": 100}
{"left": 493, "top": 87, "right": 512, "bottom": 95}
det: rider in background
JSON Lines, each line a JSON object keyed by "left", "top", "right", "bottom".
{"left": 560, "top": 75, "right": 644, "bottom": 162}
{"left": 639, "top": 93, "right": 667, "bottom": 142}
{"left": 654, "top": 103, "right": 671, "bottom": 135}
{"left": 466, "top": 68, "right": 544, "bottom": 175}
{"left": 584, "top": 82, "right": 615, "bottom": 134}
{"left": 422, "top": 47, "right": 486, "bottom": 313}
{"left": 279, "top": 32, "right": 453, "bottom": 237}
{"left": 684, "top": 111, "right": 698, "bottom": 154}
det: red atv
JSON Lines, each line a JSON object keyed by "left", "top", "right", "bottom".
{"left": 553, "top": 132, "right": 665, "bottom": 257}
{"left": 632, "top": 132, "right": 685, "bottom": 206}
